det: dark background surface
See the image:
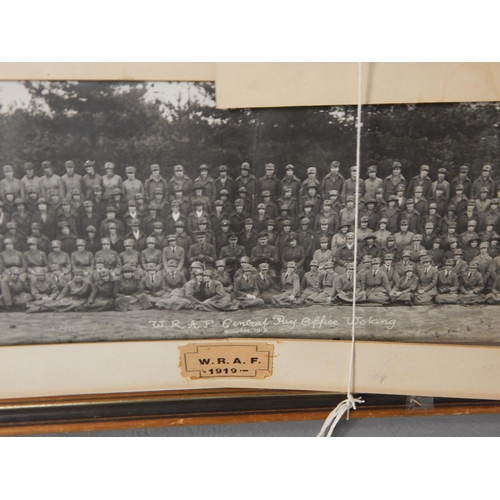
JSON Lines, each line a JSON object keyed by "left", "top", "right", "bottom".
{"left": 33, "top": 412, "right": 500, "bottom": 436}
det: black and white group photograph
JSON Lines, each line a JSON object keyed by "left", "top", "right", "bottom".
{"left": 0, "top": 80, "right": 500, "bottom": 345}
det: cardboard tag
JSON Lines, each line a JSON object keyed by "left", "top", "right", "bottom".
{"left": 179, "top": 343, "right": 274, "bottom": 379}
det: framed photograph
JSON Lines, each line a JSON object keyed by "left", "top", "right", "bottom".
{"left": 0, "top": 63, "right": 499, "bottom": 434}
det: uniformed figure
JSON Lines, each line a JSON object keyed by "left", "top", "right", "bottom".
{"left": 140, "top": 263, "right": 166, "bottom": 305}
{"left": 0, "top": 267, "right": 32, "bottom": 309}
{"left": 254, "top": 262, "right": 279, "bottom": 304}
{"left": 141, "top": 236, "right": 163, "bottom": 272}
{"left": 187, "top": 231, "right": 216, "bottom": 268}
{"left": 26, "top": 267, "right": 59, "bottom": 313}
{"left": 414, "top": 255, "right": 438, "bottom": 305}
{"left": 271, "top": 261, "right": 301, "bottom": 307}
{"left": 459, "top": 261, "right": 485, "bottom": 305}
{"left": 250, "top": 232, "right": 279, "bottom": 275}
{"left": 332, "top": 262, "right": 366, "bottom": 304}
{"left": 390, "top": 265, "right": 418, "bottom": 305}
{"left": 361, "top": 258, "right": 391, "bottom": 304}
{"left": 300, "top": 259, "right": 326, "bottom": 304}
{"left": 95, "top": 238, "right": 121, "bottom": 278}
{"left": 85, "top": 269, "right": 115, "bottom": 311}
{"left": 48, "top": 268, "right": 92, "bottom": 312}
{"left": 233, "top": 264, "right": 265, "bottom": 308}
{"left": 71, "top": 239, "right": 94, "bottom": 276}
{"left": 198, "top": 269, "right": 237, "bottom": 311}
{"left": 435, "top": 259, "right": 459, "bottom": 304}
{"left": 114, "top": 264, "right": 152, "bottom": 311}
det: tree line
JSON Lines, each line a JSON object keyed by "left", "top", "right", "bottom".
{"left": 0, "top": 80, "right": 499, "bottom": 183}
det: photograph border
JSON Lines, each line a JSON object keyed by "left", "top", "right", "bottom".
{"left": 0, "top": 62, "right": 499, "bottom": 433}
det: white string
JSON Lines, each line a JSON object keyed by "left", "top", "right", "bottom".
{"left": 317, "top": 62, "right": 365, "bottom": 437}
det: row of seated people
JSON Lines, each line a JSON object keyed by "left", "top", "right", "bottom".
{"left": 2, "top": 221, "right": 500, "bottom": 289}
{"left": 1, "top": 206, "right": 500, "bottom": 272}
{"left": 3, "top": 250, "right": 500, "bottom": 313}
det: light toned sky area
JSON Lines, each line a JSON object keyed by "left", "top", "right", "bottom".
{"left": 0, "top": 81, "right": 213, "bottom": 113}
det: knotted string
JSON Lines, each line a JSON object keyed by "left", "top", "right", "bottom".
{"left": 317, "top": 62, "right": 365, "bottom": 437}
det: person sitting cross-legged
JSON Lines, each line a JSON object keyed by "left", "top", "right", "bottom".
{"left": 233, "top": 263, "right": 265, "bottom": 309}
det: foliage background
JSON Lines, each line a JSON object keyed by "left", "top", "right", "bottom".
{"left": 0, "top": 81, "right": 499, "bottom": 183}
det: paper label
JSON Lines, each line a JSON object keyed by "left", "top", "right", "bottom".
{"left": 179, "top": 343, "right": 274, "bottom": 379}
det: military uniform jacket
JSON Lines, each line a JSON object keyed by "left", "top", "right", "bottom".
{"left": 0, "top": 250, "right": 26, "bottom": 269}
{"left": 114, "top": 277, "right": 144, "bottom": 297}
{"left": 141, "top": 248, "right": 162, "bottom": 269}
{"left": 95, "top": 249, "right": 121, "bottom": 272}
{"left": 383, "top": 174, "right": 406, "bottom": 200}
{"left": 278, "top": 272, "right": 300, "bottom": 295}
{"left": 3, "top": 276, "right": 30, "bottom": 297}
{"left": 359, "top": 242, "right": 381, "bottom": 260}
{"left": 144, "top": 176, "right": 168, "bottom": 201}
{"left": 297, "top": 229, "right": 316, "bottom": 258}
{"left": 335, "top": 244, "right": 355, "bottom": 267}
{"left": 239, "top": 230, "right": 258, "bottom": 255}
{"left": 257, "top": 175, "right": 280, "bottom": 200}
{"left": 394, "top": 231, "right": 415, "bottom": 252}
{"left": 163, "top": 270, "right": 186, "bottom": 292}
{"left": 338, "top": 207, "right": 356, "bottom": 228}
{"left": 301, "top": 270, "right": 325, "bottom": 293}
{"left": 81, "top": 173, "right": 102, "bottom": 199}
{"left": 381, "top": 264, "right": 400, "bottom": 287}
{"left": 31, "top": 277, "right": 59, "bottom": 300}
{"left": 141, "top": 273, "right": 165, "bottom": 294}
{"left": 162, "top": 246, "right": 185, "bottom": 271}
{"left": 89, "top": 280, "right": 115, "bottom": 301}
{"left": 168, "top": 175, "right": 194, "bottom": 200}
{"left": 471, "top": 176, "right": 495, "bottom": 199}
{"left": 361, "top": 269, "right": 391, "bottom": 294}
{"left": 119, "top": 250, "right": 141, "bottom": 268}
{"left": 187, "top": 210, "right": 211, "bottom": 234}
{"left": 234, "top": 274, "right": 260, "bottom": 298}
{"left": 335, "top": 273, "right": 361, "bottom": 295}
{"left": 379, "top": 206, "right": 400, "bottom": 233}
{"left": 215, "top": 177, "right": 235, "bottom": 201}
{"left": 187, "top": 242, "right": 216, "bottom": 265}
{"left": 399, "top": 209, "right": 421, "bottom": 234}
{"left": 250, "top": 244, "right": 279, "bottom": 267}
{"left": 228, "top": 210, "right": 248, "bottom": 234}
{"left": 214, "top": 270, "right": 232, "bottom": 288}
{"left": 314, "top": 211, "right": 339, "bottom": 233}
{"left": 453, "top": 259, "right": 468, "bottom": 277}
{"left": 437, "top": 270, "right": 459, "bottom": 293}
{"left": 31, "top": 211, "right": 58, "bottom": 241}
{"left": 122, "top": 178, "right": 144, "bottom": 202}
{"left": 58, "top": 279, "right": 92, "bottom": 299}
{"left": 471, "top": 253, "right": 492, "bottom": 278}
{"left": 48, "top": 251, "right": 72, "bottom": 274}
{"left": 407, "top": 175, "right": 432, "bottom": 199}
{"left": 235, "top": 174, "right": 257, "bottom": 200}
{"left": 341, "top": 178, "right": 365, "bottom": 202}
{"left": 71, "top": 250, "right": 94, "bottom": 270}
{"left": 417, "top": 266, "right": 438, "bottom": 293}
{"left": 281, "top": 245, "right": 305, "bottom": 269}
{"left": 201, "top": 279, "right": 226, "bottom": 300}
{"left": 76, "top": 211, "right": 101, "bottom": 237}
{"left": 321, "top": 173, "right": 345, "bottom": 198}
{"left": 460, "top": 270, "right": 484, "bottom": 293}
{"left": 281, "top": 175, "right": 302, "bottom": 199}
{"left": 393, "top": 274, "right": 419, "bottom": 293}
{"left": 24, "top": 249, "right": 48, "bottom": 270}
{"left": 255, "top": 272, "right": 279, "bottom": 294}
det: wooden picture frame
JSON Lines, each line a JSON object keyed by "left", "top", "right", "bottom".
{"left": 0, "top": 63, "right": 499, "bottom": 434}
